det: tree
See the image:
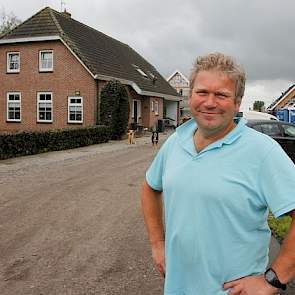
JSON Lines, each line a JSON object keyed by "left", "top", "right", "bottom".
{"left": 0, "top": 9, "right": 22, "bottom": 35}
{"left": 253, "top": 100, "right": 265, "bottom": 112}
{"left": 100, "top": 80, "right": 129, "bottom": 139}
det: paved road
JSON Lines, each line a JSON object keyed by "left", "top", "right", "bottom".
{"left": 0, "top": 132, "right": 293, "bottom": 295}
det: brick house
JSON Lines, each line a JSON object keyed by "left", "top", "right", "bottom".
{"left": 0, "top": 7, "right": 180, "bottom": 134}
{"left": 167, "top": 70, "right": 191, "bottom": 120}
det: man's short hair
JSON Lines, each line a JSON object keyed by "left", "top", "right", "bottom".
{"left": 189, "top": 52, "right": 246, "bottom": 103}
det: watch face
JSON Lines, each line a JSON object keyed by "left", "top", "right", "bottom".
{"left": 265, "top": 269, "right": 276, "bottom": 281}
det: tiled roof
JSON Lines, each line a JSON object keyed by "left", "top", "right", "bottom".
{"left": 1, "top": 7, "right": 179, "bottom": 98}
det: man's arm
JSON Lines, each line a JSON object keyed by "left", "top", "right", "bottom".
{"left": 271, "top": 210, "right": 295, "bottom": 283}
{"left": 224, "top": 210, "right": 295, "bottom": 295}
{"left": 141, "top": 180, "right": 165, "bottom": 277}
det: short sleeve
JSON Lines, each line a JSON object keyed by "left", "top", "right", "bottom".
{"left": 146, "top": 134, "right": 174, "bottom": 191}
{"left": 259, "top": 142, "right": 295, "bottom": 218}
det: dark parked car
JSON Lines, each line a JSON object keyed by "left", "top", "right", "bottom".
{"left": 246, "top": 120, "right": 295, "bottom": 163}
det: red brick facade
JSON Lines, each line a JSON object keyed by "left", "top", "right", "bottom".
{"left": 0, "top": 40, "right": 97, "bottom": 133}
{"left": 0, "top": 40, "right": 166, "bottom": 134}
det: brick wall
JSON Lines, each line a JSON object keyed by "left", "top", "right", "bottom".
{"left": 0, "top": 40, "right": 97, "bottom": 133}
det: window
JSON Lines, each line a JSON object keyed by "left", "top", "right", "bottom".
{"left": 151, "top": 100, "right": 154, "bottom": 112}
{"left": 132, "top": 64, "right": 148, "bottom": 78}
{"left": 260, "top": 123, "right": 281, "bottom": 136}
{"left": 68, "top": 97, "right": 83, "bottom": 123}
{"left": 37, "top": 92, "right": 53, "bottom": 122}
{"left": 281, "top": 124, "right": 295, "bottom": 137}
{"left": 7, "top": 92, "right": 21, "bottom": 121}
{"left": 154, "top": 100, "right": 159, "bottom": 115}
{"left": 39, "top": 50, "right": 53, "bottom": 71}
{"left": 7, "top": 52, "right": 20, "bottom": 73}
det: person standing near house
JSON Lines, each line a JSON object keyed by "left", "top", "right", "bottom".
{"left": 141, "top": 52, "right": 295, "bottom": 295}
{"left": 151, "top": 130, "right": 159, "bottom": 146}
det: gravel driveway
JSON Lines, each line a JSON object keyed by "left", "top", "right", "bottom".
{"left": 0, "top": 134, "right": 167, "bottom": 295}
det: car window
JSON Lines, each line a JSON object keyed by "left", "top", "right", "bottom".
{"left": 281, "top": 124, "right": 295, "bottom": 137}
{"left": 260, "top": 123, "right": 281, "bottom": 136}
{"left": 251, "top": 125, "right": 262, "bottom": 132}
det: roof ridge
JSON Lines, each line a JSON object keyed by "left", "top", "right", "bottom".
{"left": 49, "top": 7, "right": 129, "bottom": 49}
{"left": 48, "top": 7, "right": 64, "bottom": 36}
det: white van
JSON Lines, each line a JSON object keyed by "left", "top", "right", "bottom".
{"left": 236, "top": 110, "right": 278, "bottom": 121}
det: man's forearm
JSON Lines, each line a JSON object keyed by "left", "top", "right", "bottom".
{"left": 141, "top": 180, "right": 165, "bottom": 243}
{"left": 271, "top": 211, "right": 295, "bottom": 284}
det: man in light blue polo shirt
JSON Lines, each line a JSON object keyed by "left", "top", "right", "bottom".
{"left": 142, "top": 53, "right": 295, "bottom": 295}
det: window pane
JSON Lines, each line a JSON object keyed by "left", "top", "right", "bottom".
{"left": 260, "top": 124, "right": 281, "bottom": 136}
{"left": 282, "top": 125, "right": 295, "bottom": 137}
{"left": 46, "top": 94, "right": 51, "bottom": 101}
{"left": 41, "top": 52, "right": 53, "bottom": 69}
{"left": 46, "top": 112, "right": 52, "bottom": 120}
{"left": 9, "top": 53, "right": 20, "bottom": 70}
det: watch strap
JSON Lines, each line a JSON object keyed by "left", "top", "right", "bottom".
{"left": 264, "top": 268, "right": 287, "bottom": 291}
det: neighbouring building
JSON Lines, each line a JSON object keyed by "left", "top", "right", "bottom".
{"left": 267, "top": 84, "right": 295, "bottom": 114}
{"left": 167, "top": 70, "right": 190, "bottom": 120}
{"left": 0, "top": 7, "right": 180, "bottom": 134}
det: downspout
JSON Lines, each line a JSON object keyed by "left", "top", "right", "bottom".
{"left": 95, "top": 77, "right": 100, "bottom": 125}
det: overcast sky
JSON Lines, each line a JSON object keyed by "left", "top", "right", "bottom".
{"left": 1, "top": 0, "right": 294, "bottom": 110}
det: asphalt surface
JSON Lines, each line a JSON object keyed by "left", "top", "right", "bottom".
{"left": 0, "top": 131, "right": 294, "bottom": 295}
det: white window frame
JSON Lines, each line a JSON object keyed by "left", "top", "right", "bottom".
{"left": 7, "top": 52, "right": 20, "bottom": 73}
{"left": 7, "top": 92, "right": 21, "bottom": 122}
{"left": 37, "top": 92, "right": 53, "bottom": 123}
{"left": 154, "top": 100, "right": 159, "bottom": 115}
{"left": 151, "top": 100, "right": 154, "bottom": 112}
{"left": 39, "top": 50, "right": 53, "bottom": 72}
{"left": 68, "top": 97, "right": 83, "bottom": 123}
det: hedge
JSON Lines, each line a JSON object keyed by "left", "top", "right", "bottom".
{"left": 0, "top": 125, "right": 111, "bottom": 160}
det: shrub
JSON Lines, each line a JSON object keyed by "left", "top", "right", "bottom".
{"left": 100, "top": 80, "right": 129, "bottom": 139}
{"left": 0, "top": 125, "right": 110, "bottom": 160}
{"left": 268, "top": 213, "right": 292, "bottom": 242}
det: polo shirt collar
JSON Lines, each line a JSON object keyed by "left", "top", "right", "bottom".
{"left": 176, "top": 118, "right": 247, "bottom": 156}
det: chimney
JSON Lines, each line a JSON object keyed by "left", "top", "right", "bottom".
{"left": 63, "top": 9, "right": 71, "bottom": 18}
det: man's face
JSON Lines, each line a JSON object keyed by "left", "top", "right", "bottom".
{"left": 189, "top": 70, "right": 240, "bottom": 136}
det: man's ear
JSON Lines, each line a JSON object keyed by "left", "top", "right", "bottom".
{"left": 235, "top": 101, "right": 241, "bottom": 113}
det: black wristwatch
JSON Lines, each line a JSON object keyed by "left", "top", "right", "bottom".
{"left": 264, "top": 268, "right": 287, "bottom": 290}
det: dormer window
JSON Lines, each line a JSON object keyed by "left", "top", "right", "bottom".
{"left": 133, "top": 64, "right": 148, "bottom": 78}
{"left": 136, "top": 68, "right": 148, "bottom": 78}
{"left": 7, "top": 52, "right": 20, "bottom": 73}
{"left": 39, "top": 50, "right": 53, "bottom": 72}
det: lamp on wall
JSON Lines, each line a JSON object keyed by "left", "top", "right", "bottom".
{"left": 75, "top": 90, "right": 80, "bottom": 96}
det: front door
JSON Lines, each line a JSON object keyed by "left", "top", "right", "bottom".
{"left": 133, "top": 100, "right": 138, "bottom": 123}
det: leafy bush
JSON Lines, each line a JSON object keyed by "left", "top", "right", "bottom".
{"left": 0, "top": 126, "right": 110, "bottom": 160}
{"left": 268, "top": 213, "right": 292, "bottom": 241}
{"left": 100, "top": 80, "right": 129, "bottom": 139}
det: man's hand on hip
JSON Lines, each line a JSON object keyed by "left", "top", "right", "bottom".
{"left": 223, "top": 275, "right": 280, "bottom": 295}
{"left": 151, "top": 240, "right": 166, "bottom": 278}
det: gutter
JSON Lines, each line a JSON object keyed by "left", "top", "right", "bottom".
{"left": 95, "top": 74, "right": 181, "bottom": 101}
